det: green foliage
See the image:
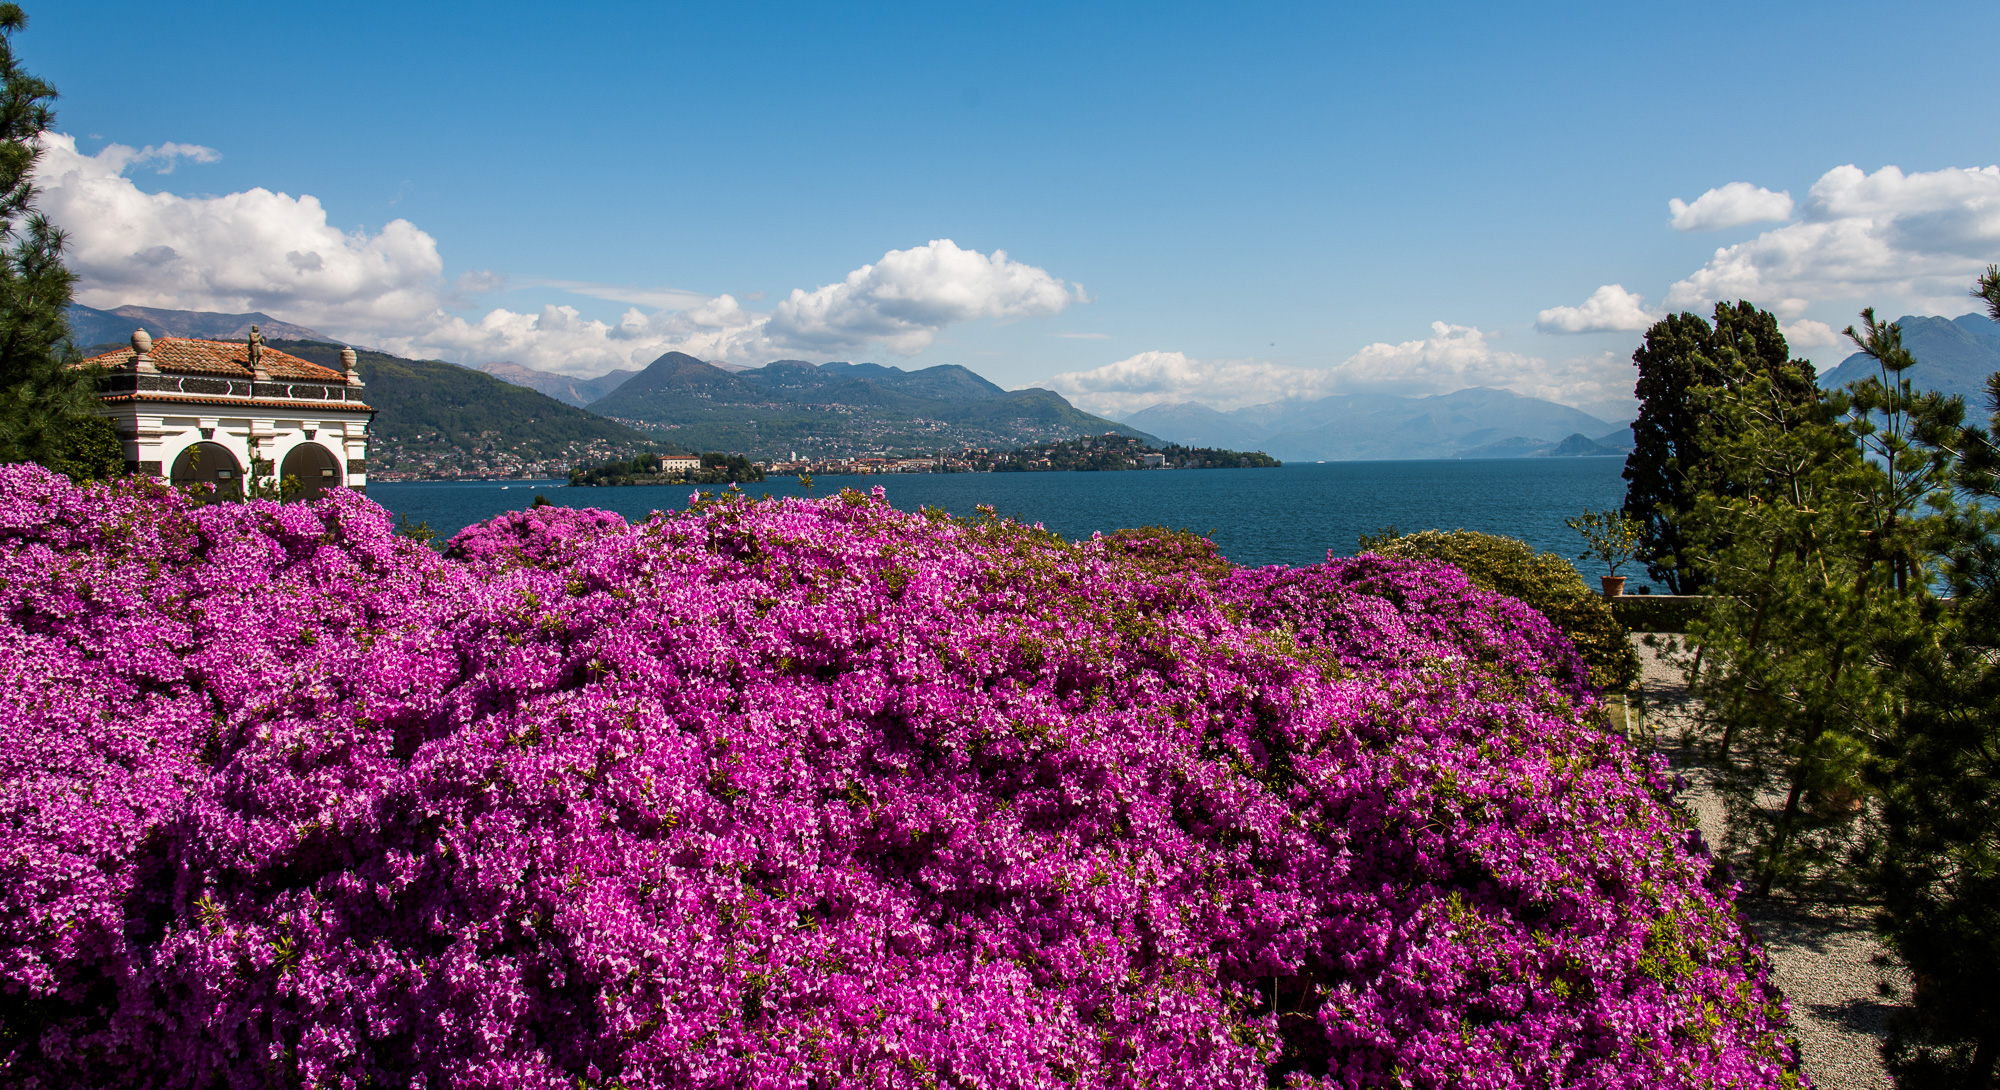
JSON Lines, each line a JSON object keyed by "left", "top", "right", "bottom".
{"left": 1566, "top": 508, "right": 1644, "bottom": 578}
{"left": 1367, "top": 529, "right": 1640, "bottom": 691}
{"left": 1665, "top": 279, "right": 2000, "bottom": 1076}
{"left": 1680, "top": 308, "right": 1966, "bottom": 899}
{"left": 394, "top": 511, "right": 436, "bottom": 545}
{"left": 1622, "top": 302, "right": 1820, "bottom": 593}
{"left": 1862, "top": 282, "right": 2000, "bottom": 1084}
{"left": 0, "top": 5, "right": 117, "bottom": 479}
{"left": 45, "top": 410, "right": 122, "bottom": 482}
{"left": 1355, "top": 524, "right": 1399, "bottom": 552}
{"left": 1609, "top": 594, "right": 1703, "bottom": 634}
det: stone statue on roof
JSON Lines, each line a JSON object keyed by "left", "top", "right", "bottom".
{"left": 247, "top": 324, "right": 270, "bottom": 380}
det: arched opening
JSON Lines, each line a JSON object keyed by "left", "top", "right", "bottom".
{"left": 169, "top": 441, "right": 243, "bottom": 498}
{"left": 280, "top": 442, "right": 342, "bottom": 500}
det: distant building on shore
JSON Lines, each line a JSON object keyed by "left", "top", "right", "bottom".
{"left": 82, "top": 329, "right": 375, "bottom": 497}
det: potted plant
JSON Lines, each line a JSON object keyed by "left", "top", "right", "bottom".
{"left": 1566, "top": 508, "right": 1644, "bottom": 598}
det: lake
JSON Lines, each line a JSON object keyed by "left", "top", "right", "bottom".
{"left": 370, "top": 458, "right": 1653, "bottom": 587}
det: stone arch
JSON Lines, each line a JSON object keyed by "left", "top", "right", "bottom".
{"left": 279, "top": 441, "right": 344, "bottom": 500}
{"left": 169, "top": 441, "right": 243, "bottom": 497}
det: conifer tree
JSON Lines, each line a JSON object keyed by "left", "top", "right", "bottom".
{"left": 1868, "top": 270, "right": 2000, "bottom": 1089}
{"left": 1622, "top": 302, "right": 1818, "bottom": 592}
{"left": 0, "top": 4, "right": 120, "bottom": 479}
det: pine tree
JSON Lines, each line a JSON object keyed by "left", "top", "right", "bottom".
{"left": 1868, "top": 271, "right": 2000, "bottom": 1089}
{"left": 1622, "top": 302, "right": 1818, "bottom": 592}
{"left": 0, "top": 5, "right": 119, "bottom": 479}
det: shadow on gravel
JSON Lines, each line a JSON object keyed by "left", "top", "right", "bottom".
{"left": 1629, "top": 633, "right": 1909, "bottom": 1090}
{"left": 1807, "top": 997, "right": 1898, "bottom": 1035}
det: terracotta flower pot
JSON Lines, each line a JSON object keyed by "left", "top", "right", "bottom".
{"left": 1601, "top": 575, "right": 1627, "bottom": 599}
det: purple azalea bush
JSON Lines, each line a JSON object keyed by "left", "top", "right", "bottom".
{"left": 0, "top": 466, "right": 1803, "bottom": 1089}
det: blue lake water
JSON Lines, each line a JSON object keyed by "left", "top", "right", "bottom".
{"left": 370, "top": 458, "right": 1653, "bottom": 587}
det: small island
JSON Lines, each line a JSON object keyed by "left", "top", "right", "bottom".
{"left": 569, "top": 451, "right": 764, "bottom": 486}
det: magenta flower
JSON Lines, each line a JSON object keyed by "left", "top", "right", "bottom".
{"left": 0, "top": 468, "right": 1801, "bottom": 1089}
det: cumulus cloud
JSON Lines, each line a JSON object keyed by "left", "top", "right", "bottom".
{"left": 766, "top": 240, "right": 1081, "bottom": 355}
{"left": 1535, "top": 284, "right": 1659, "bottom": 333}
{"left": 34, "top": 134, "right": 1082, "bottom": 375}
{"left": 37, "top": 133, "right": 448, "bottom": 334}
{"left": 1666, "top": 164, "right": 2000, "bottom": 317}
{"left": 1780, "top": 319, "right": 1840, "bottom": 348}
{"left": 1039, "top": 324, "right": 1637, "bottom": 415}
{"left": 1668, "top": 182, "right": 1794, "bottom": 232}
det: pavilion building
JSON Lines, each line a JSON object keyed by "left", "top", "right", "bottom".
{"left": 82, "top": 329, "right": 375, "bottom": 498}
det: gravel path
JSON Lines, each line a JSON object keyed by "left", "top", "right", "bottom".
{"left": 1630, "top": 634, "right": 1907, "bottom": 1090}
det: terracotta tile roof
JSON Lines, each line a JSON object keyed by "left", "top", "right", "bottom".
{"left": 82, "top": 338, "right": 348, "bottom": 383}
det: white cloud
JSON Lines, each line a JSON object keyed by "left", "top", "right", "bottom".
{"left": 37, "top": 133, "right": 448, "bottom": 334}
{"left": 1038, "top": 350, "right": 1340, "bottom": 414}
{"left": 1666, "top": 164, "right": 2000, "bottom": 317}
{"left": 1535, "top": 284, "right": 1659, "bottom": 333}
{"left": 34, "top": 134, "right": 1082, "bottom": 375}
{"left": 1038, "top": 324, "right": 1638, "bottom": 415}
{"left": 764, "top": 240, "right": 1081, "bottom": 355}
{"left": 1780, "top": 318, "right": 1839, "bottom": 348}
{"left": 1330, "top": 323, "right": 1623, "bottom": 405}
{"left": 1668, "top": 182, "right": 1794, "bottom": 232}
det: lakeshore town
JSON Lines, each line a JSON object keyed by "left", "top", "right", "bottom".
{"left": 368, "top": 431, "right": 1274, "bottom": 482}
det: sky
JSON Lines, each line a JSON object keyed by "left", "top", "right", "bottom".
{"left": 27, "top": 0, "right": 2000, "bottom": 422}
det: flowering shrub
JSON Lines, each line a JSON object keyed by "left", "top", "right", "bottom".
{"left": 0, "top": 467, "right": 1802, "bottom": 1089}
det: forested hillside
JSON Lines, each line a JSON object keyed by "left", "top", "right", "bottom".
{"left": 588, "top": 351, "right": 1153, "bottom": 457}
{"left": 273, "top": 341, "right": 683, "bottom": 478}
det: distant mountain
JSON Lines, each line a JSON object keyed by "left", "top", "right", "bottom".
{"left": 69, "top": 303, "right": 327, "bottom": 349}
{"left": 588, "top": 352, "right": 1154, "bottom": 458}
{"left": 1124, "top": 387, "right": 1615, "bottom": 461}
{"left": 479, "top": 360, "right": 639, "bottom": 408}
{"left": 272, "top": 341, "right": 680, "bottom": 477}
{"left": 1545, "top": 432, "right": 1626, "bottom": 457}
{"left": 1818, "top": 314, "right": 2000, "bottom": 406}
{"left": 1593, "top": 424, "right": 1635, "bottom": 452}
{"left": 1454, "top": 436, "right": 1557, "bottom": 460}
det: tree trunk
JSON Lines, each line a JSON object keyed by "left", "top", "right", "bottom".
{"left": 1718, "top": 543, "right": 1786, "bottom": 763}
{"left": 1756, "top": 766, "right": 1810, "bottom": 897}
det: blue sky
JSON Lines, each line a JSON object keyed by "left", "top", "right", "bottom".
{"left": 30, "top": 0, "right": 2000, "bottom": 420}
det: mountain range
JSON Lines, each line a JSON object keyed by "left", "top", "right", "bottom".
{"left": 66, "top": 303, "right": 1652, "bottom": 466}
{"left": 1122, "top": 386, "right": 1628, "bottom": 462}
{"left": 582, "top": 352, "right": 1153, "bottom": 457}
{"left": 1817, "top": 313, "right": 2000, "bottom": 407}
{"left": 70, "top": 303, "right": 328, "bottom": 351}
{"left": 477, "top": 361, "right": 640, "bottom": 408}
{"left": 268, "top": 341, "right": 668, "bottom": 477}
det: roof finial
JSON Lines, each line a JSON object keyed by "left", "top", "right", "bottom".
{"left": 130, "top": 329, "right": 158, "bottom": 374}
{"left": 341, "top": 346, "right": 363, "bottom": 387}
{"left": 247, "top": 324, "right": 269, "bottom": 381}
